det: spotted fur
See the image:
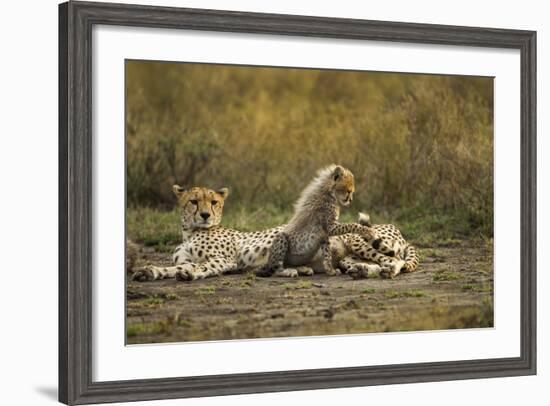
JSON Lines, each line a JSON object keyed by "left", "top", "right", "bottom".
{"left": 131, "top": 179, "right": 418, "bottom": 283}
{"left": 256, "top": 165, "right": 395, "bottom": 277}
{"left": 320, "top": 212, "right": 420, "bottom": 279}
{"left": 131, "top": 186, "right": 311, "bottom": 282}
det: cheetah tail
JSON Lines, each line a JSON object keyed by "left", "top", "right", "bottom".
{"left": 403, "top": 245, "right": 420, "bottom": 273}
{"left": 357, "top": 212, "right": 372, "bottom": 227}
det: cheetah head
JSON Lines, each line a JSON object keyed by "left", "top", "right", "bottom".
{"left": 331, "top": 165, "right": 355, "bottom": 206}
{"left": 172, "top": 185, "right": 229, "bottom": 229}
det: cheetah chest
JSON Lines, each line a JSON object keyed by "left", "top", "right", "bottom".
{"left": 173, "top": 236, "right": 236, "bottom": 264}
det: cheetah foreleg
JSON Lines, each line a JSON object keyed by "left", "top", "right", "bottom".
{"left": 339, "top": 256, "right": 381, "bottom": 279}
{"left": 132, "top": 263, "right": 196, "bottom": 282}
{"left": 274, "top": 268, "right": 299, "bottom": 278}
{"left": 274, "top": 266, "right": 314, "bottom": 278}
{"left": 340, "top": 235, "right": 406, "bottom": 279}
{"left": 175, "top": 257, "right": 238, "bottom": 281}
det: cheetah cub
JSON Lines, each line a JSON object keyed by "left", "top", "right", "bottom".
{"left": 256, "top": 164, "right": 394, "bottom": 277}
{"left": 324, "top": 212, "right": 420, "bottom": 279}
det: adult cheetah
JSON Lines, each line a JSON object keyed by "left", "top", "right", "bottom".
{"left": 131, "top": 186, "right": 312, "bottom": 282}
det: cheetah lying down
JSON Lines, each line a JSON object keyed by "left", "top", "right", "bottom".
{"left": 325, "top": 213, "right": 419, "bottom": 279}
{"left": 131, "top": 185, "right": 418, "bottom": 282}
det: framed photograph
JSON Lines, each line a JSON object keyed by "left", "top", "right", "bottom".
{"left": 59, "top": 1, "right": 536, "bottom": 404}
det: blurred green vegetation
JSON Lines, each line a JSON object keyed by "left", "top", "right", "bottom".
{"left": 127, "top": 205, "right": 488, "bottom": 250}
{"left": 126, "top": 61, "right": 493, "bottom": 240}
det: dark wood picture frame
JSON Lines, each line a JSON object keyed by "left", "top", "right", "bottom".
{"left": 59, "top": 1, "right": 537, "bottom": 404}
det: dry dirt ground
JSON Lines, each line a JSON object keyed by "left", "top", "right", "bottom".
{"left": 126, "top": 241, "right": 493, "bottom": 344}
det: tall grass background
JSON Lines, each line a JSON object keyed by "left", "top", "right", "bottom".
{"left": 126, "top": 61, "right": 493, "bottom": 245}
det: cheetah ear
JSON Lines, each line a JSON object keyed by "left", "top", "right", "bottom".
{"left": 332, "top": 165, "right": 344, "bottom": 181}
{"left": 216, "top": 187, "right": 229, "bottom": 199}
{"left": 173, "top": 184, "right": 186, "bottom": 198}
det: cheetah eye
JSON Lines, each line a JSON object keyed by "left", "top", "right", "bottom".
{"left": 189, "top": 200, "right": 198, "bottom": 205}
{"left": 211, "top": 200, "right": 218, "bottom": 206}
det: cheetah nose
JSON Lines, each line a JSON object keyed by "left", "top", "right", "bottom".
{"left": 200, "top": 212, "right": 210, "bottom": 220}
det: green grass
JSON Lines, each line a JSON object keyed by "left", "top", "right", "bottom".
{"left": 127, "top": 323, "right": 163, "bottom": 338}
{"left": 384, "top": 289, "right": 427, "bottom": 299}
{"left": 127, "top": 204, "right": 481, "bottom": 251}
{"left": 377, "top": 209, "right": 481, "bottom": 247}
{"left": 127, "top": 294, "right": 182, "bottom": 309}
{"left": 432, "top": 270, "right": 463, "bottom": 282}
{"left": 245, "top": 272, "right": 257, "bottom": 281}
{"left": 127, "top": 320, "right": 173, "bottom": 337}
{"left": 127, "top": 204, "right": 293, "bottom": 247}
{"left": 140, "top": 297, "right": 165, "bottom": 307}
{"left": 127, "top": 207, "right": 180, "bottom": 247}
{"left": 362, "top": 288, "right": 376, "bottom": 294}
{"left": 282, "top": 281, "right": 313, "bottom": 290}
{"left": 195, "top": 286, "right": 217, "bottom": 295}
{"left": 127, "top": 314, "right": 190, "bottom": 338}
{"left": 461, "top": 284, "right": 493, "bottom": 293}
{"left": 219, "top": 204, "right": 291, "bottom": 232}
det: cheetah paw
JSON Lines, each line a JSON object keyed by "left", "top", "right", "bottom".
{"left": 276, "top": 268, "right": 299, "bottom": 278}
{"left": 347, "top": 263, "right": 381, "bottom": 279}
{"left": 380, "top": 266, "right": 398, "bottom": 279}
{"left": 380, "top": 260, "right": 406, "bottom": 279}
{"left": 297, "top": 266, "right": 314, "bottom": 276}
{"left": 131, "top": 265, "right": 159, "bottom": 282}
{"left": 347, "top": 265, "right": 368, "bottom": 279}
{"left": 175, "top": 268, "right": 196, "bottom": 281}
{"left": 326, "top": 267, "right": 342, "bottom": 276}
